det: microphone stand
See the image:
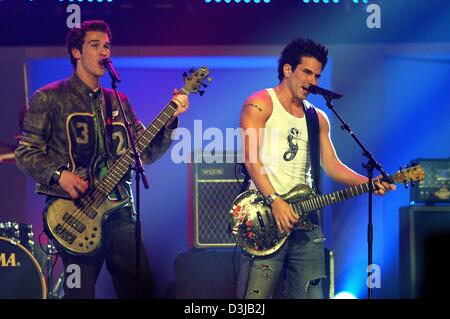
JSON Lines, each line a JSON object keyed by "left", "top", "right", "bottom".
{"left": 109, "top": 74, "right": 149, "bottom": 299}
{"left": 320, "top": 95, "right": 392, "bottom": 299}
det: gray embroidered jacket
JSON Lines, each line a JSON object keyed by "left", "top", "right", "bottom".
{"left": 15, "top": 73, "right": 175, "bottom": 201}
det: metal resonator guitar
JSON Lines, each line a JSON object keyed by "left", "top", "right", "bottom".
{"left": 229, "top": 165, "right": 425, "bottom": 256}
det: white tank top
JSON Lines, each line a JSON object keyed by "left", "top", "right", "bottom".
{"left": 250, "top": 88, "right": 313, "bottom": 194}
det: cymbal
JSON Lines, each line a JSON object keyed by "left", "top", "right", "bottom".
{"left": 0, "top": 141, "right": 15, "bottom": 164}
{"left": 0, "top": 153, "right": 15, "bottom": 164}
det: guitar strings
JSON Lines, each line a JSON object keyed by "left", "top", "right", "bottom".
{"left": 57, "top": 86, "right": 193, "bottom": 248}
{"left": 71, "top": 90, "right": 184, "bottom": 221}
{"left": 67, "top": 111, "right": 171, "bottom": 229}
{"left": 60, "top": 117, "right": 167, "bottom": 242}
{"left": 69, "top": 91, "right": 183, "bottom": 227}
{"left": 60, "top": 78, "right": 210, "bottom": 245}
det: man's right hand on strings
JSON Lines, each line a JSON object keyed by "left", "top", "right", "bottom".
{"left": 271, "top": 198, "right": 299, "bottom": 235}
{"left": 59, "top": 171, "right": 89, "bottom": 200}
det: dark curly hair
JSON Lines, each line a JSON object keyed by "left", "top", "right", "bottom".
{"left": 66, "top": 20, "right": 112, "bottom": 68}
{"left": 277, "top": 38, "right": 328, "bottom": 82}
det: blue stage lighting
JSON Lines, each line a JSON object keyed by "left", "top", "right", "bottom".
{"left": 334, "top": 291, "right": 357, "bottom": 299}
{"left": 205, "top": 0, "right": 271, "bottom": 3}
{"left": 303, "top": 0, "right": 341, "bottom": 3}
{"left": 302, "top": 0, "right": 370, "bottom": 3}
{"left": 57, "top": 0, "right": 114, "bottom": 2}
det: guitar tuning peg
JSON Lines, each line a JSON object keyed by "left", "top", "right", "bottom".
{"left": 410, "top": 181, "right": 416, "bottom": 187}
{"left": 404, "top": 182, "right": 409, "bottom": 189}
{"left": 199, "top": 90, "right": 205, "bottom": 96}
{"left": 183, "top": 72, "right": 188, "bottom": 78}
{"left": 411, "top": 161, "right": 417, "bottom": 167}
{"left": 206, "top": 77, "right": 213, "bottom": 83}
{"left": 189, "top": 67, "right": 195, "bottom": 73}
{"left": 202, "top": 82, "right": 208, "bottom": 88}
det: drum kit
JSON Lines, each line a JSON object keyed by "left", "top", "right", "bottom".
{"left": 1, "top": 63, "right": 65, "bottom": 298}
{"left": 1, "top": 142, "right": 64, "bottom": 299}
{"left": 0, "top": 221, "right": 65, "bottom": 299}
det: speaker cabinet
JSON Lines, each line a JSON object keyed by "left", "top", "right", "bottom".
{"left": 175, "top": 249, "right": 238, "bottom": 299}
{"left": 399, "top": 205, "right": 450, "bottom": 298}
{"left": 190, "top": 153, "right": 243, "bottom": 248}
{"left": 174, "top": 248, "right": 334, "bottom": 299}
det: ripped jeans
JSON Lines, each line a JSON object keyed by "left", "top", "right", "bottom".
{"left": 237, "top": 226, "right": 326, "bottom": 299}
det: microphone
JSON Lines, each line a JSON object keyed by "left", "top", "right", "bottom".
{"left": 306, "top": 85, "right": 342, "bottom": 100}
{"left": 101, "top": 58, "right": 121, "bottom": 83}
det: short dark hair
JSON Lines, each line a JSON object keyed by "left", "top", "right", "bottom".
{"left": 66, "top": 20, "right": 112, "bottom": 68}
{"left": 277, "top": 38, "right": 328, "bottom": 82}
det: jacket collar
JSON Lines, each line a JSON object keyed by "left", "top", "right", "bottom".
{"left": 69, "top": 73, "right": 101, "bottom": 98}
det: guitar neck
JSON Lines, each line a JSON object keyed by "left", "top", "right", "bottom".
{"left": 95, "top": 90, "right": 186, "bottom": 194}
{"left": 295, "top": 180, "right": 381, "bottom": 213}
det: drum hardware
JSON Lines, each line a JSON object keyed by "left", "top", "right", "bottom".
{"left": 0, "top": 222, "right": 35, "bottom": 253}
{"left": 44, "top": 242, "right": 64, "bottom": 299}
{"left": 0, "top": 221, "right": 64, "bottom": 299}
{"left": 49, "top": 272, "right": 65, "bottom": 299}
{"left": 38, "top": 230, "right": 64, "bottom": 299}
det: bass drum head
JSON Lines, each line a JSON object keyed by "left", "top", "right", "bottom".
{"left": 0, "top": 237, "right": 47, "bottom": 299}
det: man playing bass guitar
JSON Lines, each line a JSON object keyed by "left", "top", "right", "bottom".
{"left": 15, "top": 20, "right": 189, "bottom": 299}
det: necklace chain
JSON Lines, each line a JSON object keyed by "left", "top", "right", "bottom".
{"left": 274, "top": 87, "right": 305, "bottom": 117}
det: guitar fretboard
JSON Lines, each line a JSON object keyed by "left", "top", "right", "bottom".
{"left": 94, "top": 88, "right": 188, "bottom": 195}
{"left": 292, "top": 180, "right": 380, "bottom": 213}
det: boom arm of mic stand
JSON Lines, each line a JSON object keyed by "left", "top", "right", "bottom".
{"left": 324, "top": 97, "right": 392, "bottom": 183}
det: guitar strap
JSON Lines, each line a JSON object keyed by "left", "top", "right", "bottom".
{"left": 237, "top": 101, "right": 322, "bottom": 196}
{"left": 303, "top": 101, "right": 322, "bottom": 228}
{"left": 239, "top": 163, "right": 251, "bottom": 193}
{"left": 303, "top": 101, "right": 321, "bottom": 195}
{"left": 102, "top": 88, "right": 116, "bottom": 161}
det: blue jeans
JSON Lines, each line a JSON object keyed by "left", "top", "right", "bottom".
{"left": 57, "top": 207, "right": 154, "bottom": 299}
{"left": 237, "top": 226, "right": 326, "bottom": 299}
